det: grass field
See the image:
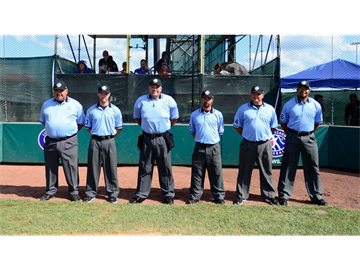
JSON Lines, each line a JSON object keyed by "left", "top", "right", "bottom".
{"left": 1, "top": 199, "right": 359, "bottom": 235}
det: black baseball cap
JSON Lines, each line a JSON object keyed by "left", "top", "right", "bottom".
{"left": 201, "top": 90, "right": 214, "bottom": 99}
{"left": 98, "top": 85, "right": 110, "bottom": 93}
{"left": 53, "top": 80, "right": 67, "bottom": 90}
{"left": 251, "top": 86, "right": 264, "bottom": 94}
{"left": 297, "top": 80, "right": 311, "bottom": 89}
{"left": 149, "top": 78, "right": 162, "bottom": 86}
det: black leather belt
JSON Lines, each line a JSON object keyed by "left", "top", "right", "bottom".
{"left": 92, "top": 135, "right": 114, "bottom": 140}
{"left": 143, "top": 131, "right": 166, "bottom": 138}
{"left": 244, "top": 138, "right": 268, "bottom": 144}
{"left": 288, "top": 128, "right": 313, "bottom": 136}
{"left": 196, "top": 142, "right": 217, "bottom": 147}
{"left": 48, "top": 133, "right": 76, "bottom": 141}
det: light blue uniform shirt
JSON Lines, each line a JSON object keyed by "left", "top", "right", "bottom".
{"left": 85, "top": 103, "right": 123, "bottom": 136}
{"left": 280, "top": 97, "right": 323, "bottom": 132}
{"left": 189, "top": 108, "right": 224, "bottom": 144}
{"left": 133, "top": 93, "right": 179, "bottom": 134}
{"left": 233, "top": 102, "right": 278, "bottom": 142}
{"left": 39, "top": 97, "right": 85, "bottom": 138}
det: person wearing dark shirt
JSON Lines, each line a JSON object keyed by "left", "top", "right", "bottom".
{"left": 345, "top": 94, "right": 360, "bottom": 126}
{"left": 155, "top": 51, "right": 169, "bottom": 74}
{"left": 98, "top": 50, "right": 116, "bottom": 74}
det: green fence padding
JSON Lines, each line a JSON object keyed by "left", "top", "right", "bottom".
{"left": 1, "top": 124, "right": 358, "bottom": 171}
{"left": 328, "top": 126, "right": 360, "bottom": 170}
{"left": 0, "top": 123, "right": 3, "bottom": 162}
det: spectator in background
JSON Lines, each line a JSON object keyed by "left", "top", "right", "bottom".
{"left": 74, "top": 60, "right": 92, "bottom": 74}
{"left": 158, "top": 62, "right": 172, "bottom": 75}
{"left": 314, "top": 94, "right": 328, "bottom": 124}
{"left": 99, "top": 50, "right": 116, "bottom": 74}
{"left": 345, "top": 93, "right": 360, "bottom": 126}
{"left": 107, "top": 56, "right": 119, "bottom": 72}
{"left": 314, "top": 94, "right": 328, "bottom": 114}
{"left": 120, "top": 61, "right": 133, "bottom": 74}
{"left": 134, "top": 59, "right": 152, "bottom": 75}
{"left": 214, "top": 63, "right": 222, "bottom": 75}
{"left": 155, "top": 51, "right": 169, "bottom": 74}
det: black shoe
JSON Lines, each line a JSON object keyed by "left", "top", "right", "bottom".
{"left": 311, "top": 198, "right": 328, "bottom": 206}
{"left": 69, "top": 194, "right": 80, "bottom": 202}
{"left": 130, "top": 197, "right": 145, "bottom": 204}
{"left": 233, "top": 198, "right": 246, "bottom": 205}
{"left": 279, "top": 198, "right": 288, "bottom": 205}
{"left": 186, "top": 199, "right": 199, "bottom": 204}
{"left": 109, "top": 197, "right": 117, "bottom": 204}
{"left": 40, "top": 194, "right": 55, "bottom": 201}
{"left": 83, "top": 196, "right": 95, "bottom": 203}
{"left": 164, "top": 197, "right": 174, "bottom": 205}
{"left": 214, "top": 199, "right": 225, "bottom": 204}
{"left": 265, "top": 197, "right": 279, "bottom": 206}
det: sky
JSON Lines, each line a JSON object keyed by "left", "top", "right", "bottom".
{"left": 1, "top": 34, "right": 359, "bottom": 77}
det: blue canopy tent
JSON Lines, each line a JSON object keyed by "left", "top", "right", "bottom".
{"left": 280, "top": 59, "right": 360, "bottom": 89}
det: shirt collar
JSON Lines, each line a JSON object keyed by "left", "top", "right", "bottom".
{"left": 249, "top": 101, "right": 264, "bottom": 107}
{"left": 148, "top": 93, "right": 163, "bottom": 100}
{"left": 296, "top": 97, "right": 310, "bottom": 103}
{"left": 53, "top": 96, "right": 69, "bottom": 104}
{"left": 201, "top": 107, "right": 214, "bottom": 113}
{"left": 96, "top": 102, "right": 112, "bottom": 108}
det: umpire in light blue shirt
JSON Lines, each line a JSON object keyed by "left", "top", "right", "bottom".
{"left": 131, "top": 78, "right": 179, "bottom": 204}
{"left": 83, "top": 85, "right": 123, "bottom": 204}
{"left": 233, "top": 86, "right": 279, "bottom": 206}
{"left": 39, "top": 80, "right": 85, "bottom": 201}
{"left": 187, "top": 90, "right": 226, "bottom": 204}
{"left": 277, "top": 80, "right": 327, "bottom": 206}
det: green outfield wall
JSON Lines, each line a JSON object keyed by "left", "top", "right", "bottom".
{"left": 0, "top": 123, "right": 358, "bottom": 171}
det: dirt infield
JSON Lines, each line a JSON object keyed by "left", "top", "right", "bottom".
{"left": 0, "top": 164, "right": 359, "bottom": 210}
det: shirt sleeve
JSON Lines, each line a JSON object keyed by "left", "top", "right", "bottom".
{"left": 84, "top": 107, "right": 92, "bottom": 129}
{"left": 189, "top": 112, "right": 196, "bottom": 134}
{"left": 270, "top": 107, "right": 278, "bottom": 128}
{"left": 39, "top": 103, "right": 45, "bottom": 123}
{"left": 314, "top": 101, "right": 323, "bottom": 124}
{"left": 169, "top": 97, "right": 179, "bottom": 120}
{"left": 280, "top": 103, "right": 288, "bottom": 124}
{"left": 217, "top": 111, "right": 224, "bottom": 135}
{"left": 233, "top": 107, "right": 242, "bottom": 128}
{"left": 76, "top": 102, "right": 85, "bottom": 125}
{"left": 115, "top": 107, "right": 123, "bottom": 129}
{"left": 133, "top": 97, "right": 142, "bottom": 119}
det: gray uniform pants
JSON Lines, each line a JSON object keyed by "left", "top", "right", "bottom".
{"left": 43, "top": 134, "right": 79, "bottom": 196}
{"left": 135, "top": 134, "right": 175, "bottom": 199}
{"left": 190, "top": 143, "right": 225, "bottom": 201}
{"left": 278, "top": 132, "right": 323, "bottom": 201}
{"left": 236, "top": 139, "right": 276, "bottom": 200}
{"left": 85, "top": 137, "right": 119, "bottom": 198}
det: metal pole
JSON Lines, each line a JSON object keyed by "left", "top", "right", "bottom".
{"left": 154, "top": 38, "right": 159, "bottom": 73}
{"left": 78, "top": 35, "right": 81, "bottom": 63}
{"left": 350, "top": 42, "right": 360, "bottom": 63}
{"left": 191, "top": 35, "right": 195, "bottom": 111}
{"left": 126, "top": 35, "right": 130, "bottom": 74}
{"left": 54, "top": 35, "right": 58, "bottom": 55}
{"left": 66, "top": 35, "right": 77, "bottom": 63}
{"left": 93, "top": 35, "right": 96, "bottom": 73}
{"left": 199, "top": 35, "right": 204, "bottom": 74}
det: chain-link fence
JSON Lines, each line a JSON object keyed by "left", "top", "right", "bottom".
{"left": 1, "top": 34, "right": 359, "bottom": 125}
{"left": 280, "top": 35, "right": 360, "bottom": 126}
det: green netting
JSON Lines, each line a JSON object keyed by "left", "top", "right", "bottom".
{"left": 0, "top": 56, "right": 280, "bottom": 124}
{"left": 281, "top": 90, "right": 359, "bottom": 125}
{"left": 57, "top": 70, "right": 279, "bottom": 124}
{"left": 0, "top": 56, "right": 53, "bottom": 122}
